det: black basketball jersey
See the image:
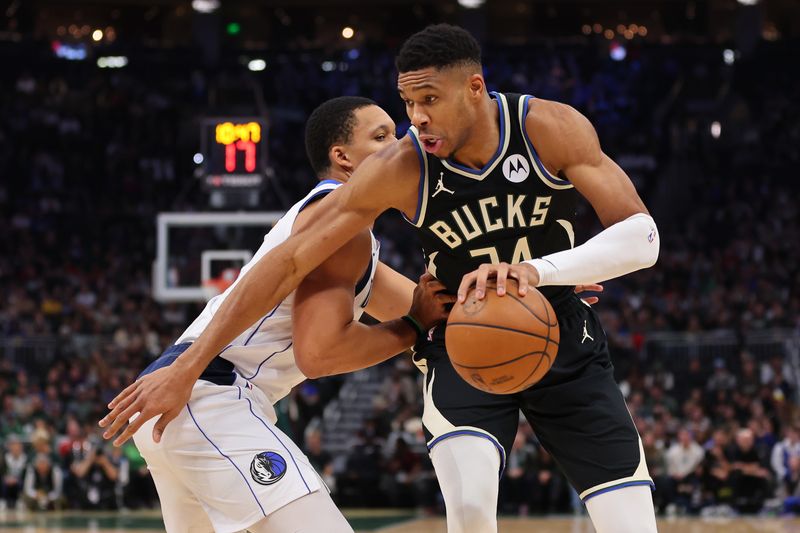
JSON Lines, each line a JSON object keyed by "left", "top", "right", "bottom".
{"left": 404, "top": 92, "right": 578, "bottom": 306}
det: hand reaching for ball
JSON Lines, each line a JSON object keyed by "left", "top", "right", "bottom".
{"left": 457, "top": 261, "right": 603, "bottom": 305}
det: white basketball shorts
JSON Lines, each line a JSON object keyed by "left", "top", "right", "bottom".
{"left": 133, "top": 377, "right": 322, "bottom": 533}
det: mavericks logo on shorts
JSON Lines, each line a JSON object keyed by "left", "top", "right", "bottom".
{"left": 250, "top": 451, "right": 287, "bottom": 485}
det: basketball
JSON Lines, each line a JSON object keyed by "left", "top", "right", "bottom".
{"left": 446, "top": 280, "right": 559, "bottom": 395}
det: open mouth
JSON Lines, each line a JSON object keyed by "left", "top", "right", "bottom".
{"left": 420, "top": 136, "right": 443, "bottom": 154}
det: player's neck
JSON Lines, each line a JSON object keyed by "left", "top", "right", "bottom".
{"left": 447, "top": 97, "right": 500, "bottom": 169}
{"left": 319, "top": 170, "right": 348, "bottom": 184}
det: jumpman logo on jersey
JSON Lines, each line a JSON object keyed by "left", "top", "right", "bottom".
{"left": 581, "top": 320, "right": 594, "bottom": 344}
{"left": 432, "top": 172, "right": 454, "bottom": 197}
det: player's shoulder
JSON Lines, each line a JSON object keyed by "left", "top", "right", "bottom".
{"left": 525, "top": 98, "right": 592, "bottom": 138}
{"left": 524, "top": 97, "right": 600, "bottom": 168}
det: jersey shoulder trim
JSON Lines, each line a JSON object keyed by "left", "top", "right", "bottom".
{"left": 440, "top": 91, "right": 511, "bottom": 181}
{"left": 520, "top": 95, "right": 573, "bottom": 190}
{"left": 403, "top": 127, "right": 430, "bottom": 228}
{"left": 298, "top": 179, "right": 341, "bottom": 213}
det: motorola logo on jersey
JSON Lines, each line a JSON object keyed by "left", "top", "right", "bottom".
{"left": 502, "top": 154, "right": 530, "bottom": 183}
{"left": 250, "top": 451, "right": 287, "bottom": 485}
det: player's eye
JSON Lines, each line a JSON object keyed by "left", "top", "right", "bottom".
{"left": 404, "top": 99, "right": 414, "bottom": 107}
{"left": 375, "top": 134, "right": 386, "bottom": 141}
{"left": 425, "top": 95, "right": 437, "bottom": 104}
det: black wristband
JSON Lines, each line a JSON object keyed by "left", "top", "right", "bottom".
{"left": 401, "top": 314, "right": 426, "bottom": 339}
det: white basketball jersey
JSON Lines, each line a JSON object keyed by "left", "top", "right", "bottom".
{"left": 177, "top": 180, "right": 379, "bottom": 404}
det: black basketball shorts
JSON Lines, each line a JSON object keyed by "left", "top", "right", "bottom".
{"left": 413, "top": 294, "right": 653, "bottom": 501}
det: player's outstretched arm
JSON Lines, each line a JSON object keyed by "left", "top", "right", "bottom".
{"left": 459, "top": 100, "right": 660, "bottom": 301}
{"left": 99, "top": 139, "right": 421, "bottom": 446}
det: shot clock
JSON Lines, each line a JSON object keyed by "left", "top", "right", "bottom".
{"left": 200, "top": 118, "right": 266, "bottom": 189}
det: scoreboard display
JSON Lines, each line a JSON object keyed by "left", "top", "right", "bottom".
{"left": 201, "top": 118, "right": 266, "bottom": 188}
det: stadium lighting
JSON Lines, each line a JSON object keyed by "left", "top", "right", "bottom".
{"left": 341, "top": 26, "right": 354, "bottom": 39}
{"left": 192, "top": 0, "right": 220, "bottom": 13}
{"left": 247, "top": 59, "right": 266, "bottom": 72}
{"left": 92, "top": 29, "right": 103, "bottom": 42}
{"left": 737, "top": 0, "right": 758, "bottom": 5}
{"left": 723, "top": 49, "right": 736, "bottom": 65}
{"left": 96, "top": 56, "right": 128, "bottom": 68}
{"left": 609, "top": 42, "right": 627, "bottom": 61}
{"left": 193, "top": 153, "right": 204, "bottom": 165}
{"left": 710, "top": 121, "right": 722, "bottom": 138}
{"left": 321, "top": 61, "right": 335, "bottom": 72}
{"left": 458, "top": 0, "right": 485, "bottom": 7}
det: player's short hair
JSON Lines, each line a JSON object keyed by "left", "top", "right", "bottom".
{"left": 305, "top": 96, "right": 377, "bottom": 176}
{"left": 395, "top": 24, "right": 482, "bottom": 73}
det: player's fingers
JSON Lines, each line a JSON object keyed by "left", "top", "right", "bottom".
{"left": 106, "top": 380, "right": 140, "bottom": 410}
{"left": 495, "top": 263, "right": 510, "bottom": 296}
{"left": 105, "top": 397, "right": 145, "bottom": 443}
{"left": 112, "top": 405, "right": 152, "bottom": 447}
{"left": 582, "top": 297, "right": 599, "bottom": 305}
{"left": 515, "top": 266, "right": 530, "bottom": 296}
{"left": 474, "top": 264, "right": 495, "bottom": 300}
{"left": 152, "top": 409, "right": 180, "bottom": 444}
{"left": 100, "top": 389, "right": 140, "bottom": 432}
{"left": 457, "top": 272, "right": 477, "bottom": 303}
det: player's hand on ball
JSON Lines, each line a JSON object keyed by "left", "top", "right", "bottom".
{"left": 410, "top": 272, "right": 457, "bottom": 330}
{"left": 99, "top": 364, "right": 194, "bottom": 446}
{"left": 457, "top": 262, "right": 540, "bottom": 302}
{"left": 574, "top": 283, "right": 603, "bottom": 305}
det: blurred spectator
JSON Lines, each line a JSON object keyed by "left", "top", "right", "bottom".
{"left": 500, "top": 430, "right": 537, "bottom": 515}
{"left": 772, "top": 424, "right": 800, "bottom": 490}
{"left": 23, "top": 453, "right": 63, "bottom": 511}
{"left": 665, "top": 429, "right": 704, "bottom": 512}
{"left": 68, "top": 441, "right": 121, "bottom": 510}
{"left": 1, "top": 435, "right": 27, "bottom": 510}
{"left": 305, "top": 426, "right": 336, "bottom": 494}
{"left": 730, "top": 428, "right": 771, "bottom": 513}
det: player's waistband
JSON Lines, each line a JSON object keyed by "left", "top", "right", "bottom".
{"left": 137, "top": 342, "right": 236, "bottom": 386}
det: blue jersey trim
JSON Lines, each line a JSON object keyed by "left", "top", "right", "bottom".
{"left": 243, "top": 303, "right": 280, "bottom": 346}
{"left": 244, "top": 397, "right": 312, "bottom": 494}
{"left": 138, "top": 343, "right": 235, "bottom": 386}
{"left": 444, "top": 94, "right": 505, "bottom": 175}
{"left": 406, "top": 132, "right": 426, "bottom": 225}
{"left": 427, "top": 429, "right": 507, "bottom": 477}
{"left": 298, "top": 182, "right": 339, "bottom": 213}
{"left": 186, "top": 403, "right": 267, "bottom": 517}
{"left": 521, "top": 95, "right": 571, "bottom": 186}
{"left": 581, "top": 480, "right": 655, "bottom": 502}
{"left": 238, "top": 341, "right": 293, "bottom": 380}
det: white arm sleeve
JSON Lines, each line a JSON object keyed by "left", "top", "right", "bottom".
{"left": 525, "top": 213, "right": 659, "bottom": 287}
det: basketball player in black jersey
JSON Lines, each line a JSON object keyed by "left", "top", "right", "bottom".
{"left": 102, "top": 25, "right": 660, "bottom": 532}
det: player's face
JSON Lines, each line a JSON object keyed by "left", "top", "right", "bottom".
{"left": 342, "top": 105, "right": 397, "bottom": 170}
{"left": 397, "top": 66, "right": 482, "bottom": 158}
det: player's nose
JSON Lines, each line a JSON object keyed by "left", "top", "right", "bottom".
{"left": 411, "top": 109, "right": 429, "bottom": 128}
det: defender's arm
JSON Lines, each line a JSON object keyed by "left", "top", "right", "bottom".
{"left": 293, "top": 248, "right": 450, "bottom": 379}
{"left": 363, "top": 262, "right": 416, "bottom": 322}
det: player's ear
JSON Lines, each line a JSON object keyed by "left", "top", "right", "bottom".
{"left": 467, "top": 73, "right": 485, "bottom": 99}
{"left": 330, "top": 145, "right": 353, "bottom": 173}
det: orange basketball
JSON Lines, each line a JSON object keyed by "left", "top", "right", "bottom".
{"left": 445, "top": 280, "right": 559, "bottom": 395}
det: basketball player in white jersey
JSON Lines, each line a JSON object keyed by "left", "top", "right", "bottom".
{"left": 122, "top": 96, "right": 452, "bottom": 533}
